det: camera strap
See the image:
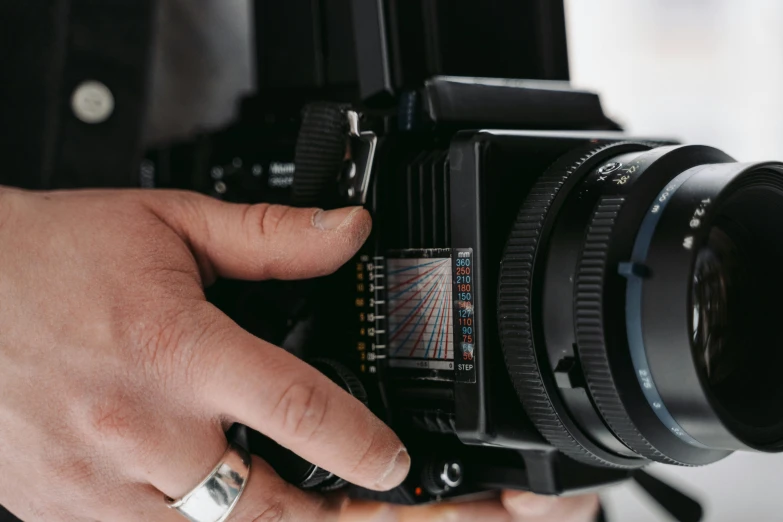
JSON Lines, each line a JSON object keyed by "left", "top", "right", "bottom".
{"left": 292, "top": 102, "right": 351, "bottom": 207}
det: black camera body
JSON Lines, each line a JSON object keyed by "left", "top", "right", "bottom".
{"left": 183, "top": 77, "right": 650, "bottom": 503}
{"left": 142, "top": 2, "right": 783, "bottom": 516}
{"left": 192, "top": 71, "right": 698, "bottom": 501}
{"left": 186, "top": 70, "right": 783, "bottom": 513}
{"left": 285, "top": 80, "right": 652, "bottom": 503}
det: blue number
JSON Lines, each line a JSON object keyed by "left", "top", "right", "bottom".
{"left": 462, "top": 327, "right": 473, "bottom": 334}
{"left": 456, "top": 258, "right": 472, "bottom": 267}
{"left": 459, "top": 293, "right": 472, "bottom": 301}
{"left": 465, "top": 276, "right": 471, "bottom": 284}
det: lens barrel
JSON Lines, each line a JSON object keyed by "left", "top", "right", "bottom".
{"left": 499, "top": 143, "right": 783, "bottom": 468}
{"left": 631, "top": 162, "right": 783, "bottom": 452}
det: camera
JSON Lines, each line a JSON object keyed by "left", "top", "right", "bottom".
{"left": 140, "top": 0, "right": 783, "bottom": 515}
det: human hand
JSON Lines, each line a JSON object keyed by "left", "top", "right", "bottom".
{"left": 339, "top": 491, "right": 600, "bottom": 522}
{"left": 0, "top": 188, "right": 409, "bottom": 521}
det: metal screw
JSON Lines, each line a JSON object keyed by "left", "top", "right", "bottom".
{"left": 252, "top": 165, "right": 263, "bottom": 176}
{"left": 211, "top": 167, "right": 224, "bottom": 180}
{"left": 214, "top": 181, "right": 227, "bottom": 194}
{"left": 71, "top": 81, "right": 114, "bottom": 124}
{"left": 232, "top": 158, "right": 243, "bottom": 168}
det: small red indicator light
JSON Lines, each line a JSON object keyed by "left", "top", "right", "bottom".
{"left": 414, "top": 487, "right": 423, "bottom": 496}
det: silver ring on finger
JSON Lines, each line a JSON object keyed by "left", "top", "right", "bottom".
{"left": 166, "top": 442, "right": 251, "bottom": 522}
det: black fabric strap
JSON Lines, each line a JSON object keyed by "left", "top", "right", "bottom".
{"left": 291, "top": 102, "right": 349, "bottom": 208}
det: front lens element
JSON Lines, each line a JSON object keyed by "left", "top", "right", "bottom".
{"left": 691, "top": 185, "right": 783, "bottom": 445}
{"left": 691, "top": 226, "right": 743, "bottom": 389}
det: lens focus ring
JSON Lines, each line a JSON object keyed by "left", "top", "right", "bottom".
{"left": 575, "top": 196, "right": 687, "bottom": 465}
{"left": 499, "top": 142, "right": 655, "bottom": 469}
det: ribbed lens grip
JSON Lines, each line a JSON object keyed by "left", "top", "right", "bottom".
{"left": 575, "top": 197, "right": 688, "bottom": 466}
{"left": 499, "top": 143, "right": 652, "bottom": 468}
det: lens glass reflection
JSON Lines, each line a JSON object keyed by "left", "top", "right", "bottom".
{"left": 691, "top": 187, "right": 783, "bottom": 442}
{"left": 692, "top": 227, "right": 743, "bottom": 389}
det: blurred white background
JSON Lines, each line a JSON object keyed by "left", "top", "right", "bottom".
{"left": 566, "top": 1, "right": 783, "bottom": 520}
{"left": 566, "top": 0, "right": 783, "bottom": 161}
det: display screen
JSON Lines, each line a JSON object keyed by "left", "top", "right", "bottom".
{"left": 387, "top": 255, "right": 454, "bottom": 370}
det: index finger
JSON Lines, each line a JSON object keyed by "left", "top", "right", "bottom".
{"left": 198, "top": 313, "right": 410, "bottom": 492}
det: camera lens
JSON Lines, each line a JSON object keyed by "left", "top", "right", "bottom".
{"left": 499, "top": 143, "right": 783, "bottom": 470}
{"left": 691, "top": 227, "right": 742, "bottom": 391}
{"left": 691, "top": 185, "right": 783, "bottom": 447}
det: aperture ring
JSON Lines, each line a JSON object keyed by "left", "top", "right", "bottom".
{"left": 623, "top": 169, "right": 712, "bottom": 450}
{"left": 576, "top": 196, "right": 694, "bottom": 465}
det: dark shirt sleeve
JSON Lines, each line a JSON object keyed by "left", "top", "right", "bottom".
{"left": 0, "top": 1, "right": 67, "bottom": 189}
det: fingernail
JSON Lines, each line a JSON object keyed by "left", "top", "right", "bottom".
{"left": 376, "top": 449, "right": 411, "bottom": 490}
{"left": 313, "top": 207, "right": 362, "bottom": 230}
{"left": 506, "top": 491, "right": 558, "bottom": 516}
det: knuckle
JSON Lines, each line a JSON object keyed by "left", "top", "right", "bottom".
{"left": 51, "top": 454, "right": 96, "bottom": 491}
{"left": 89, "top": 398, "right": 136, "bottom": 439}
{"left": 84, "top": 394, "right": 153, "bottom": 457}
{"left": 271, "top": 381, "right": 329, "bottom": 442}
{"left": 249, "top": 204, "right": 295, "bottom": 238}
{"left": 84, "top": 393, "right": 163, "bottom": 466}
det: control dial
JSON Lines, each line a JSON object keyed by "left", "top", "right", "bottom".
{"left": 421, "top": 458, "right": 464, "bottom": 496}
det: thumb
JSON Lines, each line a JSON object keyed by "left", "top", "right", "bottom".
{"left": 143, "top": 191, "right": 372, "bottom": 281}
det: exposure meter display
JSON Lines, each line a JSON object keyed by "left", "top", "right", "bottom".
{"left": 382, "top": 248, "right": 477, "bottom": 383}
{"left": 387, "top": 253, "right": 455, "bottom": 370}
